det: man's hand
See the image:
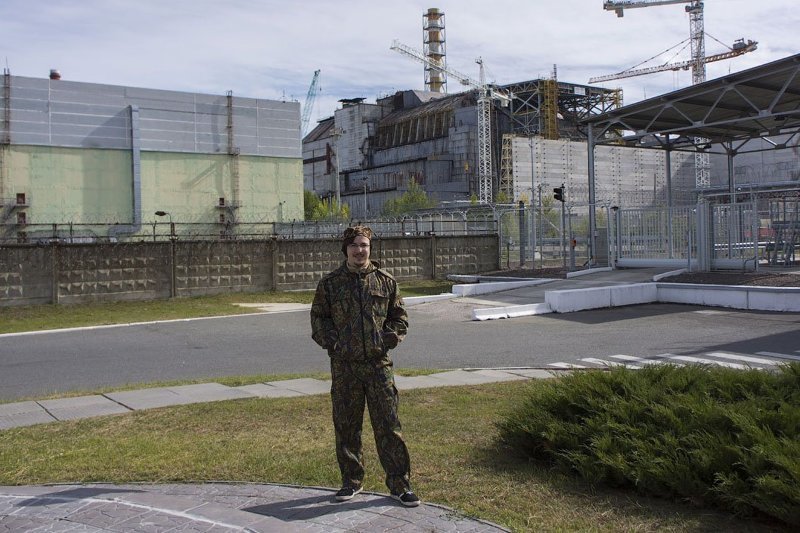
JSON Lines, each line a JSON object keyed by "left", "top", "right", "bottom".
{"left": 382, "top": 331, "right": 399, "bottom": 349}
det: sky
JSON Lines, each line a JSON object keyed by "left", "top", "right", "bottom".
{"left": 2, "top": 0, "right": 797, "bottom": 130}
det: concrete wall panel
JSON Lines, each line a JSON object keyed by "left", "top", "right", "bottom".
{"left": 0, "top": 246, "right": 53, "bottom": 306}
{"left": 0, "top": 235, "right": 496, "bottom": 306}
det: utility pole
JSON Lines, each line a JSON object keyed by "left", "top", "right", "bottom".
{"left": 362, "top": 178, "right": 368, "bottom": 217}
{"left": 537, "top": 184, "right": 544, "bottom": 270}
{"left": 554, "top": 184, "right": 566, "bottom": 269}
{"left": 330, "top": 127, "right": 343, "bottom": 206}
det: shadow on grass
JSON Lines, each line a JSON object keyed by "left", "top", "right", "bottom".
{"left": 469, "top": 440, "right": 791, "bottom": 533}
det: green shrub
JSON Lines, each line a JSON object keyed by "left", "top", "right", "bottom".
{"left": 497, "top": 363, "right": 800, "bottom": 526}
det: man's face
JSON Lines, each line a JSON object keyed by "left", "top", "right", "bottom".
{"left": 346, "top": 235, "right": 371, "bottom": 269}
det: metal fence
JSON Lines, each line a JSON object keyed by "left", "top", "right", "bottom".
{"left": 7, "top": 189, "right": 796, "bottom": 272}
{"left": 495, "top": 204, "right": 595, "bottom": 270}
{"left": 0, "top": 211, "right": 498, "bottom": 245}
{"left": 610, "top": 190, "right": 800, "bottom": 271}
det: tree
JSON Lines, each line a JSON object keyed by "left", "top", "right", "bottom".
{"left": 304, "top": 190, "right": 322, "bottom": 220}
{"left": 495, "top": 190, "right": 512, "bottom": 204}
{"left": 382, "top": 180, "right": 437, "bottom": 216}
{"left": 304, "top": 190, "right": 349, "bottom": 221}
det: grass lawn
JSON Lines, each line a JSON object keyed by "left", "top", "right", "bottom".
{"left": 0, "top": 380, "right": 782, "bottom": 532}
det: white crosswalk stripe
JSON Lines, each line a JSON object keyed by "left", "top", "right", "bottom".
{"left": 547, "top": 362, "right": 588, "bottom": 369}
{"left": 610, "top": 354, "right": 675, "bottom": 365}
{"left": 580, "top": 357, "right": 641, "bottom": 369}
{"left": 705, "top": 351, "right": 779, "bottom": 366}
{"left": 547, "top": 350, "right": 792, "bottom": 371}
{"left": 756, "top": 351, "right": 800, "bottom": 362}
{"left": 668, "top": 355, "right": 750, "bottom": 369}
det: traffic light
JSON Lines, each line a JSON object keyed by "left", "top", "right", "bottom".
{"left": 553, "top": 185, "right": 565, "bottom": 203}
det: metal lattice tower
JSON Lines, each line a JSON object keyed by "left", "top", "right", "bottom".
{"left": 423, "top": 8, "right": 447, "bottom": 93}
{"left": 599, "top": 0, "right": 735, "bottom": 188}
{"left": 687, "top": 1, "right": 710, "bottom": 187}
{"left": 499, "top": 134, "right": 514, "bottom": 199}
{"left": 541, "top": 78, "right": 559, "bottom": 140}
{"left": 301, "top": 70, "right": 320, "bottom": 137}
{"left": 476, "top": 58, "right": 493, "bottom": 203}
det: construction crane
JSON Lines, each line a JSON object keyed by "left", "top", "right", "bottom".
{"left": 301, "top": 69, "right": 320, "bottom": 137}
{"left": 597, "top": 0, "right": 755, "bottom": 188}
{"left": 390, "top": 39, "right": 511, "bottom": 203}
{"left": 602, "top": 0, "right": 710, "bottom": 83}
{"left": 589, "top": 38, "right": 757, "bottom": 83}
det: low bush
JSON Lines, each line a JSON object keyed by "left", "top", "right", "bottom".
{"left": 497, "top": 363, "right": 800, "bottom": 526}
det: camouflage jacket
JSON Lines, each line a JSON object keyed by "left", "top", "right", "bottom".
{"left": 310, "top": 261, "right": 408, "bottom": 362}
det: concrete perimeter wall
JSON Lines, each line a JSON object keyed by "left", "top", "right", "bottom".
{"left": 0, "top": 234, "right": 498, "bottom": 306}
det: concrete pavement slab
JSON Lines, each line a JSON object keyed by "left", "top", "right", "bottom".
{"left": 505, "top": 368, "right": 559, "bottom": 379}
{"left": 426, "top": 369, "right": 510, "bottom": 386}
{"left": 394, "top": 374, "right": 454, "bottom": 390}
{"left": 265, "top": 378, "right": 330, "bottom": 395}
{"left": 166, "top": 383, "right": 256, "bottom": 402}
{"left": 37, "top": 395, "right": 131, "bottom": 421}
{"left": 470, "top": 369, "right": 530, "bottom": 382}
{"left": 105, "top": 387, "right": 200, "bottom": 410}
{"left": 0, "top": 483, "right": 510, "bottom": 532}
{"left": 234, "top": 382, "right": 308, "bottom": 398}
{"left": 107, "top": 383, "right": 255, "bottom": 410}
{"left": 0, "top": 401, "right": 56, "bottom": 429}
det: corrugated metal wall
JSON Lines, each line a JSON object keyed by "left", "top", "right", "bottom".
{"left": 511, "top": 137, "right": 696, "bottom": 208}
{"left": 3, "top": 75, "right": 300, "bottom": 158}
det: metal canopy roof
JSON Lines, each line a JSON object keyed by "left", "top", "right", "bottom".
{"left": 583, "top": 53, "right": 800, "bottom": 155}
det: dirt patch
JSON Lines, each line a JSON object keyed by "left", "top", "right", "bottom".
{"left": 480, "top": 267, "right": 569, "bottom": 279}
{"left": 482, "top": 267, "right": 800, "bottom": 287}
{"left": 659, "top": 271, "right": 800, "bottom": 287}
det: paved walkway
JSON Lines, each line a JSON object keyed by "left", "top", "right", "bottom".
{"left": 0, "top": 368, "right": 554, "bottom": 532}
{"left": 0, "top": 482, "right": 511, "bottom": 532}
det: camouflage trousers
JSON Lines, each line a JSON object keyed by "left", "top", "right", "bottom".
{"left": 330, "top": 358, "right": 411, "bottom": 495}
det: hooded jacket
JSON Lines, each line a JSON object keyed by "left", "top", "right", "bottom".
{"left": 310, "top": 260, "right": 408, "bottom": 363}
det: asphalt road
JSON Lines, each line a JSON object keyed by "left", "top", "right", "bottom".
{"left": 2, "top": 292, "right": 799, "bottom": 401}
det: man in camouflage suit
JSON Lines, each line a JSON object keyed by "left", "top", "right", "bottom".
{"left": 310, "top": 225, "right": 420, "bottom": 507}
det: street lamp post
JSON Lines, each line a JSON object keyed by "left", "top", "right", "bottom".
{"left": 154, "top": 211, "right": 174, "bottom": 240}
{"left": 155, "top": 210, "right": 176, "bottom": 298}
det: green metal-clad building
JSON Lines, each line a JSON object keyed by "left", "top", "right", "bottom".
{"left": 0, "top": 71, "right": 302, "bottom": 242}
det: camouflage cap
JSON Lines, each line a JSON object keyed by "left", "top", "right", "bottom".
{"left": 341, "top": 225, "right": 373, "bottom": 254}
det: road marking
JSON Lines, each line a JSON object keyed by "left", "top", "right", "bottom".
{"left": 609, "top": 354, "right": 676, "bottom": 365}
{"left": 552, "top": 350, "right": 789, "bottom": 372}
{"left": 668, "top": 355, "right": 751, "bottom": 369}
{"left": 704, "top": 351, "right": 779, "bottom": 365}
{"left": 0, "top": 312, "right": 271, "bottom": 339}
{"left": 756, "top": 351, "right": 800, "bottom": 362}
{"left": 580, "top": 357, "right": 642, "bottom": 369}
{"left": 547, "top": 362, "right": 588, "bottom": 369}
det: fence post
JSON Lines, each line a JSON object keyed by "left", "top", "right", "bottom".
{"left": 169, "top": 240, "right": 177, "bottom": 298}
{"left": 696, "top": 200, "right": 710, "bottom": 272}
{"left": 430, "top": 233, "right": 437, "bottom": 279}
{"left": 518, "top": 202, "right": 526, "bottom": 266}
{"left": 51, "top": 242, "right": 59, "bottom": 304}
{"left": 270, "top": 238, "right": 279, "bottom": 291}
{"left": 613, "top": 206, "right": 622, "bottom": 267}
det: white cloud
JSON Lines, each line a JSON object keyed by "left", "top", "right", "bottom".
{"left": 1, "top": 0, "right": 795, "bottom": 124}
